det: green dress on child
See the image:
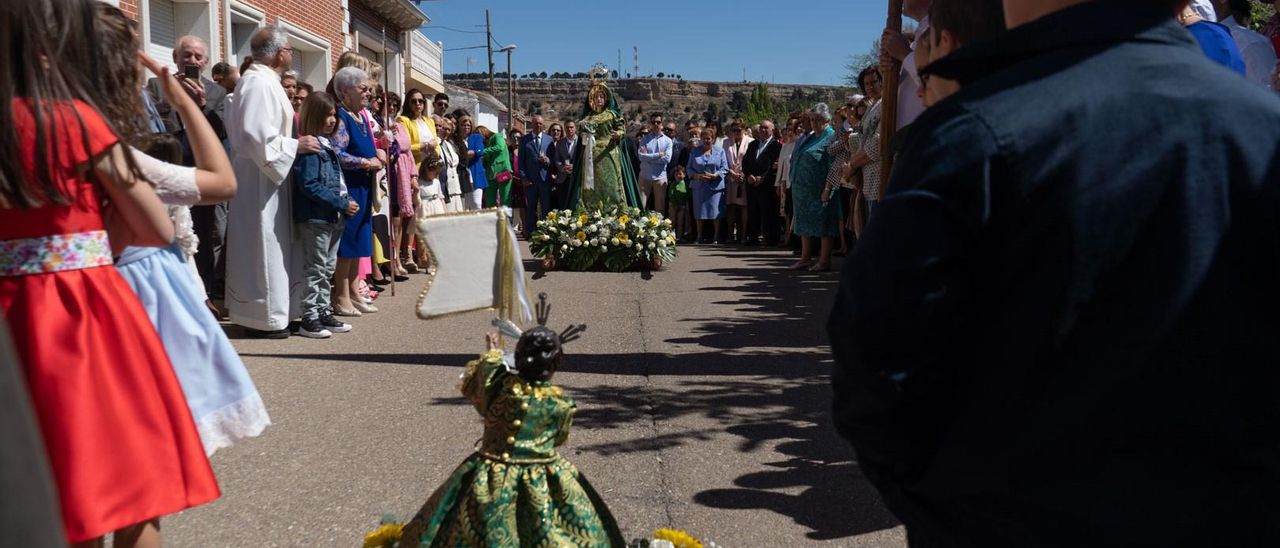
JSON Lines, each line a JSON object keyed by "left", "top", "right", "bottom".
{"left": 399, "top": 351, "right": 625, "bottom": 547}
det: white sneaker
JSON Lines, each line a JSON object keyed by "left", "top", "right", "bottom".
{"left": 298, "top": 318, "right": 332, "bottom": 339}
{"left": 320, "top": 314, "right": 352, "bottom": 333}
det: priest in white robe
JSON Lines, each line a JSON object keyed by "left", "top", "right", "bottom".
{"left": 223, "top": 27, "right": 320, "bottom": 337}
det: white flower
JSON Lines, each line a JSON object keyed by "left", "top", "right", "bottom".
{"left": 601, "top": 246, "right": 608, "bottom": 252}
{"left": 561, "top": 244, "right": 568, "bottom": 251}
{"left": 570, "top": 239, "right": 581, "bottom": 247}
{"left": 658, "top": 240, "right": 666, "bottom": 247}
{"left": 610, "top": 238, "right": 620, "bottom": 246}
{"left": 648, "top": 243, "right": 656, "bottom": 250}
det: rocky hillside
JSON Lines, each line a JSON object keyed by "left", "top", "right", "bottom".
{"left": 447, "top": 77, "right": 854, "bottom": 128}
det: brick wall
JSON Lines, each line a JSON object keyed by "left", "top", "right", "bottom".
{"left": 120, "top": 0, "right": 140, "bottom": 19}
{"left": 118, "top": 0, "right": 347, "bottom": 69}
{"left": 270, "top": 0, "right": 345, "bottom": 68}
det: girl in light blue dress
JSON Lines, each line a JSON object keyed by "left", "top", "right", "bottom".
{"left": 115, "top": 133, "right": 270, "bottom": 455}
{"left": 98, "top": 48, "right": 271, "bottom": 454}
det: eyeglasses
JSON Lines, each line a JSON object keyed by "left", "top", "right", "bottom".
{"left": 410, "top": 98, "right": 426, "bottom": 104}
{"left": 434, "top": 101, "right": 448, "bottom": 107}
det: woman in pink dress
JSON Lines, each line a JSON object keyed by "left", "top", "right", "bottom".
{"left": 0, "top": 0, "right": 220, "bottom": 544}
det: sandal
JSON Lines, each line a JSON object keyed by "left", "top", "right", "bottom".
{"left": 787, "top": 260, "right": 815, "bottom": 270}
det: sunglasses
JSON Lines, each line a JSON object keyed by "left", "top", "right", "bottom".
{"left": 411, "top": 98, "right": 426, "bottom": 104}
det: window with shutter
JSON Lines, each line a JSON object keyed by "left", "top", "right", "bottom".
{"left": 147, "top": 0, "right": 177, "bottom": 66}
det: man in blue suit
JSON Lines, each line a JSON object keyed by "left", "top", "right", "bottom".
{"left": 519, "top": 115, "right": 555, "bottom": 234}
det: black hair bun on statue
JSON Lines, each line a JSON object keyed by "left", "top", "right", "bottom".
{"left": 511, "top": 293, "right": 587, "bottom": 382}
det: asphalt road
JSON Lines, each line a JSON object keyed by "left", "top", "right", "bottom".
{"left": 165, "top": 242, "right": 906, "bottom": 547}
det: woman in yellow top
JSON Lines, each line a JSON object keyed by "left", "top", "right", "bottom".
{"left": 395, "top": 89, "right": 438, "bottom": 271}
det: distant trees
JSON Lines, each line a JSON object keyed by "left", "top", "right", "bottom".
{"left": 657, "top": 72, "right": 665, "bottom": 78}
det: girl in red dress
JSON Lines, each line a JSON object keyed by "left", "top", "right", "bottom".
{"left": 0, "top": 0, "right": 220, "bottom": 545}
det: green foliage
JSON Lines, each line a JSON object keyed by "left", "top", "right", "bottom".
{"left": 1251, "top": 2, "right": 1276, "bottom": 31}
{"left": 847, "top": 39, "right": 880, "bottom": 87}
{"left": 743, "top": 84, "right": 776, "bottom": 125}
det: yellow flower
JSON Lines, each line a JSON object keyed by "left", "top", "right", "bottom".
{"left": 654, "top": 528, "right": 702, "bottom": 548}
{"left": 649, "top": 216, "right": 660, "bottom": 226}
{"left": 547, "top": 211, "right": 557, "bottom": 221}
{"left": 576, "top": 231, "right": 588, "bottom": 241}
{"left": 362, "top": 523, "right": 404, "bottom": 548}
{"left": 579, "top": 214, "right": 589, "bottom": 225}
{"left": 617, "top": 232, "right": 630, "bottom": 242}
{"left": 618, "top": 214, "right": 630, "bottom": 225}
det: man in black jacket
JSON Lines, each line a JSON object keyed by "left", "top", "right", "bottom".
{"left": 828, "top": 0, "right": 1280, "bottom": 545}
{"left": 741, "top": 119, "right": 781, "bottom": 246}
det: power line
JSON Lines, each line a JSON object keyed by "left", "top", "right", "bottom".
{"left": 422, "top": 25, "right": 487, "bottom": 34}
{"left": 445, "top": 44, "right": 489, "bottom": 51}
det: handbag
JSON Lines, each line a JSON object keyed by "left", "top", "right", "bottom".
{"left": 494, "top": 170, "right": 513, "bottom": 184}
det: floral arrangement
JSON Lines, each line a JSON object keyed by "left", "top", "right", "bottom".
{"left": 362, "top": 517, "right": 404, "bottom": 548}
{"left": 629, "top": 527, "right": 719, "bottom": 548}
{"left": 529, "top": 205, "right": 678, "bottom": 272}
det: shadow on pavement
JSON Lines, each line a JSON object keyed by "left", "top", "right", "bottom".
{"left": 237, "top": 247, "right": 899, "bottom": 540}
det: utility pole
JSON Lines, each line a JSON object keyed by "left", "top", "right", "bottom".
{"left": 502, "top": 45, "right": 517, "bottom": 131}
{"left": 485, "top": 9, "right": 494, "bottom": 94}
{"left": 617, "top": 49, "right": 621, "bottom": 79}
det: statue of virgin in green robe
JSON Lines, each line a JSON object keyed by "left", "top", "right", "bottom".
{"left": 565, "top": 77, "right": 642, "bottom": 211}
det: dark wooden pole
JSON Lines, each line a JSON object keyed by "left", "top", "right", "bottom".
{"left": 879, "top": 0, "right": 904, "bottom": 193}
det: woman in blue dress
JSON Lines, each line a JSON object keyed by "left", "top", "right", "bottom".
{"left": 454, "top": 111, "right": 489, "bottom": 210}
{"left": 332, "top": 66, "right": 381, "bottom": 315}
{"left": 789, "top": 104, "right": 839, "bottom": 272}
{"left": 686, "top": 125, "right": 728, "bottom": 244}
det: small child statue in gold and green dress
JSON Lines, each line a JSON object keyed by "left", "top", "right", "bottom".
{"left": 388, "top": 294, "right": 626, "bottom": 547}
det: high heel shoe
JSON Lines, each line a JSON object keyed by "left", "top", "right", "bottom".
{"left": 333, "top": 305, "right": 362, "bottom": 317}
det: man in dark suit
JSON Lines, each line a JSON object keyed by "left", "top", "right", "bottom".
{"left": 549, "top": 120, "right": 577, "bottom": 211}
{"left": 518, "top": 115, "right": 555, "bottom": 234}
{"left": 146, "top": 35, "right": 230, "bottom": 308}
{"left": 741, "top": 119, "right": 781, "bottom": 246}
{"left": 830, "top": 0, "right": 1280, "bottom": 544}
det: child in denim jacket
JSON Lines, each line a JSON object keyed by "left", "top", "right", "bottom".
{"left": 292, "top": 92, "right": 359, "bottom": 339}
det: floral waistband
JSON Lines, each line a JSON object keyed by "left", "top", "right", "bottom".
{"left": 0, "top": 230, "right": 113, "bottom": 277}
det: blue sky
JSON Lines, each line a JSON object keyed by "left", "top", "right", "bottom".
{"left": 415, "top": 0, "right": 890, "bottom": 86}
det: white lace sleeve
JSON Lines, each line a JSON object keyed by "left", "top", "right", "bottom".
{"left": 129, "top": 146, "right": 201, "bottom": 206}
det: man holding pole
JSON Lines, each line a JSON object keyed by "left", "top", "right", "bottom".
{"left": 830, "top": 0, "right": 1280, "bottom": 544}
